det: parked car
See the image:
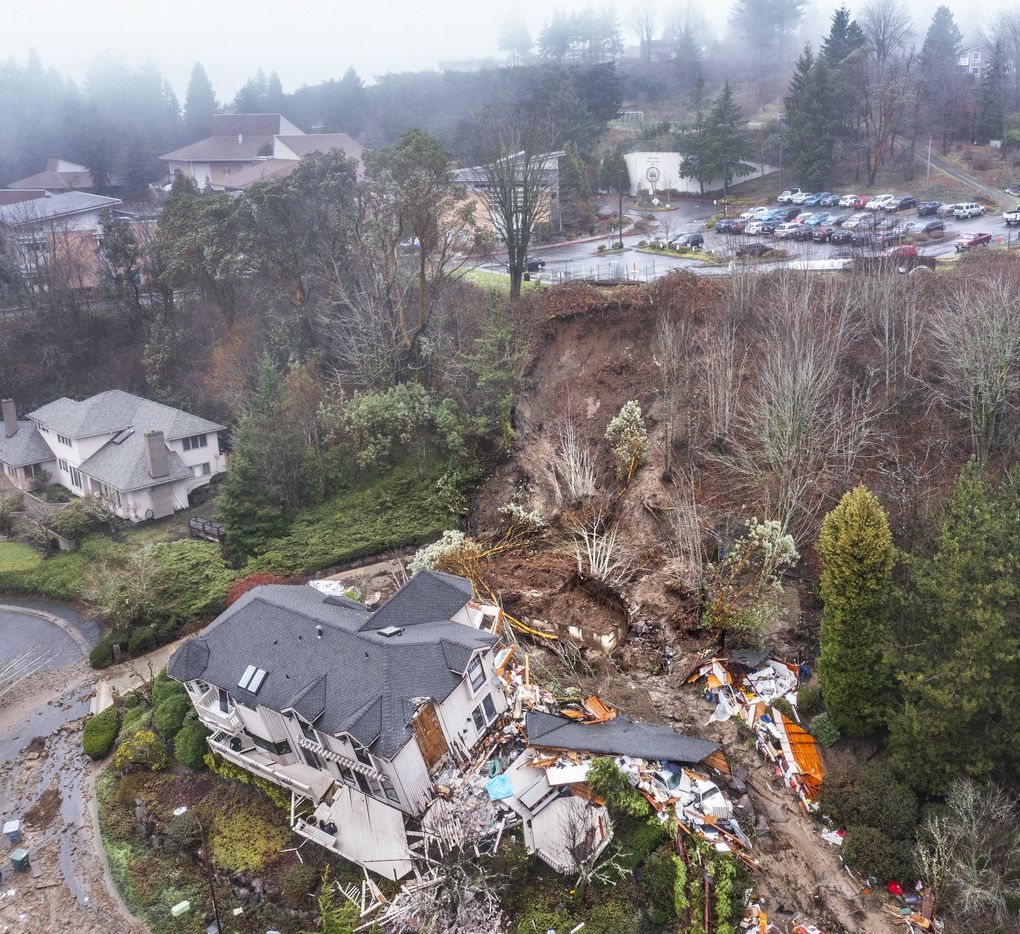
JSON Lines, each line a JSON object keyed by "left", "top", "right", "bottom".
{"left": 525, "top": 256, "right": 546, "bottom": 271}
{"left": 776, "top": 222, "right": 811, "bottom": 240}
{"left": 837, "top": 194, "right": 861, "bottom": 208}
{"left": 740, "top": 206, "right": 772, "bottom": 220}
{"left": 728, "top": 219, "right": 748, "bottom": 233}
{"left": 1002, "top": 206, "right": 1020, "bottom": 226}
{"left": 921, "top": 219, "right": 945, "bottom": 235}
{"left": 904, "top": 219, "right": 944, "bottom": 237}
{"left": 848, "top": 195, "right": 870, "bottom": 209}
{"left": 874, "top": 217, "right": 898, "bottom": 232}
{"left": 937, "top": 202, "right": 962, "bottom": 217}
{"left": 953, "top": 202, "right": 985, "bottom": 218}
{"left": 829, "top": 213, "right": 851, "bottom": 226}
{"left": 745, "top": 220, "right": 769, "bottom": 235}
{"left": 715, "top": 219, "right": 735, "bottom": 232}
{"left": 804, "top": 213, "right": 831, "bottom": 227}
{"left": 791, "top": 212, "right": 816, "bottom": 224}
{"left": 736, "top": 242, "right": 772, "bottom": 258}
{"left": 885, "top": 196, "right": 917, "bottom": 212}
{"left": 882, "top": 244, "right": 918, "bottom": 259}
{"left": 819, "top": 193, "right": 841, "bottom": 207}
{"left": 830, "top": 228, "right": 854, "bottom": 244}
{"left": 845, "top": 212, "right": 872, "bottom": 229}
{"left": 791, "top": 190, "right": 812, "bottom": 204}
{"left": 829, "top": 247, "right": 854, "bottom": 260}
{"left": 777, "top": 188, "right": 803, "bottom": 203}
{"left": 954, "top": 231, "right": 992, "bottom": 251}
{"left": 670, "top": 232, "right": 704, "bottom": 250}
{"left": 803, "top": 192, "right": 830, "bottom": 206}
{"left": 851, "top": 230, "right": 876, "bottom": 247}
{"left": 875, "top": 230, "right": 903, "bottom": 247}
{"left": 777, "top": 205, "right": 802, "bottom": 221}
{"left": 917, "top": 200, "right": 942, "bottom": 216}
{"left": 812, "top": 226, "right": 835, "bottom": 242}
{"left": 866, "top": 193, "right": 895, "bottom": 210}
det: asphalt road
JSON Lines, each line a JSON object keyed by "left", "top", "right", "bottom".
{"left": 475, "top": 198, "right": 1019, "bottom": 283}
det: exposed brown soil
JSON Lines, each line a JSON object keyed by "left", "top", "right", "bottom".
{"left": 23, "top": 785, "right": 62, "bottom": 827}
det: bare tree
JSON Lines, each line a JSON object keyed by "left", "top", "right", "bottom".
{"left": 861, "top": 0, "right": 914, "bottom": 67}
{"left": 654, "top": 307, "right": 697, "bottom": 471}
{"left": 930, "top": 269, "right": 1020, "bottom": 465}
{"left": 471, "top": 107, "right": 559, "bottom": 298}
{"left": 665, "top": 468, "right": 705, "bottom": 588}
{"left": 629, "top": 0, "right": 658, "bottom": 64}
{"left": 558, "top": 796, "right": 632, "bottom": 887}
{"left": 551, "top": 415, "right": 599, "bottom": 504}
{"left": 568, "top": 508, "right": 635, "bottom": 588}
{"left": 701, "top": 318, "right": 741, "bottom": 449}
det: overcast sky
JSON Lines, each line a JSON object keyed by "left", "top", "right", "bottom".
{"left": 3, "top": 0, "right": 1004, "bottom": 99}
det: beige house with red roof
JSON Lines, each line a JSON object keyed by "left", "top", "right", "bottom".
{"left": 6, "top": 159, "right": 107, "bottom": 193}
{"left": 160, "top": 114, "right": 362, "bottom": 191}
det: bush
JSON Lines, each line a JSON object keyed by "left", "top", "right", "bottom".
{"left": 820, "top": 763, "right": 918, "bottom": 840}
{"left": 771, "top": 696, "right": 795, "bottom": 719}
{"left": 164, "top": 811, "right": 200, "bottom": 853}
{"left": 605, "top": 401, "right": 649, "bottom": 483}
{"left": 151, "top": 670, "right": 187, "bottom": 707}
{"left": 46, "top": 500, "right": 91, "bottom": 541}
{"left": 797, "top": 684, "right": 822, "bottom": 715}
{"left": 279, "top": 861, "right": 320, "bottom": 909}
{"left": 147, "top": 540, "right": 237, "bottom": 620}
{"left": 126, "top": 624, "right": 158, "bottom": 656}
{"left": 153, "top": 695, "right": 191, "bottom": 738}
{"left": 227, "top": 572, "right": 286, "bottom": 605}
{"left": 809, "top": 712, "right": 841, "bottom": 748}
{"left": 89, "top": 635, "right": 115, "bottom": 669}
{"left": 642, "top": 846, "right": 679, "bottom": 926}
{"left": 204, "top": 752, "right": 290, "bottom": 810}
{"left": 842, "top": 824, "right": 915, "bottom": 882}
{"left": 208, "top": 805, "right": 292, "bottom": 872}
{"left": 83, "top": 707, "right": 121, "bottom": 759}
{"left": 587, "top": 757, "right": 652, "bottom": 818}
{"left": 113, "top": 729, "right": 169, "bottom": 773}
{"left": 173, "top": 720, "right": 210, "bottom": 771}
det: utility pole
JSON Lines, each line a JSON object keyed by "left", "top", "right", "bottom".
{"left": 618, "top": 163, "right": 624, "bottom": 246}
{"left": 925, "top": 134, "right": 933, "bottom": 198}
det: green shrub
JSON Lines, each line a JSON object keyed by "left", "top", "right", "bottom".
{"left": 173, "top": 720, "right": 210, "bottom": 771}
{"left": 204, "top": 752, "right": 290, "bottom": 810}
{"left": 605, "top": 401, "right": 649, "bottom": 482}
{"left": 797, "top": 684, "right": 822, "bottom": 715}
{"left": 153, "top": 695, "right": 191, "bottom": 737}
{"left": 278, "top": 861, "right": 320, "bottom": 909}
{"left": 809, "top": 712, "right": 841, "bottom": 748}
{"left": 587, "top": 757, "right": 652, "bottom": 818}
{"left": 247, "top": 463, "right": 459, "bottom": 576}
{"left": 113, "top": 729, "right": 169, "bottom": 773}
{"left": 151, "top": 670, "right": 187, "bottom": 707}
{"left": 208, "top": 805, "right": 292, "bottom": 872}
{"left": 842, "top": 824, "right": 915, "bottom": 882}
{"left": 89, "top": 635, "right": 115, "bottom": 669}
{"left": 126, "top": 624, "right": 158, "bottom": 656}
{"left": 164, "top": 811, "right": 200, "bottom": 853}
{"left": 820, "top": 763, "right": 918, "bottom": 840}
{"left": 147, "top": 540, "right": 237, "bottom": 620}
{"left": 122, "top": 692, "right": 141, "bottom": 709}
{"left": 46, "top": 500, "right": 91, "bottom": 540}
{"left": 83, "top": 707, "right": 121, "bottom": 759}
{"left": 642, "top": 846, "right": 679, "bottom": 926}
{"left": 771, "top": 696, "right": 795, "bottom": 719}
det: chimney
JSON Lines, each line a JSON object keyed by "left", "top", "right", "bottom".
{"left": 1, "top": 399, "right": 17, "bottom": 438}
{"left": 238, "top": 133, "right": 244, "bottom": 145}
{"left": 144, "top": 430, "right": 170, "bottom": 479}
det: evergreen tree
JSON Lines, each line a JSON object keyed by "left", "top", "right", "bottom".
{"left": 821, "top": 5, "right": 867, "bottom": 66}
{"left": 887, "top": 466, "right": 1020, "bottom": 793}
{"left": 498, "top": 10, "right": 532, "bottom": 66}
{"left": 977, "top": 40, "right": 1009, "bottom": 142}
{"left": 699, "top": 82, "right": 752, "bottom": 196}
{"left": 920, "top": 6, "right": 964, "bottom": 144}
{"left": 817, "top": 486, "right": 894, "bottom": 736}
{"left": 119, "top": 134, "right": 159, "bottom": 201}
{"left": 183, "top": 62, "right": 217, "bottom": 140}
{"left": 217, "top": 359, "right": 309, "bottom": 557}
{"left": 266, "top": 71, "right": 285, "bottom": 112}
{"left": 785, "top": 46, "right": 840, "bottom": 190}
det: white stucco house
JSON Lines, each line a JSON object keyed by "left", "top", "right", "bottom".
{"left": 167, "top": 571, "right": 509, "bottom": 880}
{"left": 0, "top": 392, "right": 225, "bottom": 520}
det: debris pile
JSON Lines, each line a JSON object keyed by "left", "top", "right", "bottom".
{"left": 688, "top": 651, "right": 825, "bottom": 810}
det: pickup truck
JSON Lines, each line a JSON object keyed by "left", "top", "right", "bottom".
{"left": 955, "top": 232, "right": 993, "bottom": 252}
{"left": 1004, "top": 206, "right": 1020, "bottom": 227}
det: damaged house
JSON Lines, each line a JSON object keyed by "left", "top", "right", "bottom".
{"left": 167, "top": 571, "right": 508, "bottom": 881}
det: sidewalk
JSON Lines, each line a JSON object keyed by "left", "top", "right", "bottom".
{"left": 90, "top": 637, "right": 187, "bottom": 714}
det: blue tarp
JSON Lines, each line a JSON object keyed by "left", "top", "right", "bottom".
{"left": 486, "top": 773, "right": 514, "bottom": 801}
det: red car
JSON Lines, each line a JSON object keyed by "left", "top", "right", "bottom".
{"left": 955, "top": 232, "right": 993, "bottom": 252}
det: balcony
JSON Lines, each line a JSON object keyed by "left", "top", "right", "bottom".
{"left": 195, "top": 689, "right": 243, "bottom": 733}
{"left": 207, "top": 732, "right": 334, "bottom": 803}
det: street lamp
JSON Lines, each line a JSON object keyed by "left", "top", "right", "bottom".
{"left": 174, "top": 805, "right": 222, "bottom": 934}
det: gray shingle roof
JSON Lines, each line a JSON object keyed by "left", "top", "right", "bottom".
{"left": 168, "top": 574, "right": 495, "bottom": 759}
{"left": 0, "top": 420, "right": 55, "bottom": 468}
{"left": 28, "top": 390, "right": 223, "bottom": 441}
{"left": 360, "top": 569, "right": 474, "bottom": 632}
{"left": 160, "top": 135, "right": 276, "bottom": 163}
{"left": 77, "top": 431, "right": 192, "bottom": 492}
{"left": 0, "top": 191, "right": 121, "bottom": 225}
{"left": 525, "top": 711, "right": 719, "bottom": 765}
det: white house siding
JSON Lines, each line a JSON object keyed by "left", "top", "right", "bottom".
{"left": 118, "top": 479, "right": 189, "bottom": 521}
{"left": 435, "top": 648, "right": 508, "bottom": 760}
{"left": 623, "top": 151, "right": 778, "bottom": 197}
{"left": 387, "top": 740, "right": 435, "bottom": 816}
{"left": 168, "top": 432, "right": 227, "bottom": 492}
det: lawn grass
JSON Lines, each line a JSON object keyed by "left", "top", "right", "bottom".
{"left": 0, "top": 541, "right": 42, "bottom": 572}
{"left": 0, "top": 535, "right": 124, "bottom": 601}
{"left": 460, "top": 267, "right": 548, "bottom": 292}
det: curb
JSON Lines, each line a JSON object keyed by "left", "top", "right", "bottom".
{"left": 0, "top": 602, "right": 91, "bottom": 659}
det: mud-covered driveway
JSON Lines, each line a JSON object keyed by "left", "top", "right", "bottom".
{"left": 0, "top": 603, "right": 145, "bottom": 934}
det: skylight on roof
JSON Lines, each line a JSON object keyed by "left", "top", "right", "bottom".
{"left": 238, "top": 665, "right": 268, "bottom": 693}
{"left": 111, "top": 428, "right": 134, "bottom": 444}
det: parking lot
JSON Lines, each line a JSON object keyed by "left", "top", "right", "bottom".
{"left": 472, "top": 193, "right": 1020, "bottom": 283}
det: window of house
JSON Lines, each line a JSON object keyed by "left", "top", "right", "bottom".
{"left": 38, "top": 426, "right": 48, "bottom": 434}
{"left": 218, "top": 688, "right": 230, "bottom": 713}
{"left": 300, "top": 746, "right": 323, "bottom": 770}
{"left": 380, "top": 777, "right": 399, "bottom": 802}
{"left": 353, "top": 743, "right": 374, "bottom": 768}
{"left": 69, "top": 467, "right": 82, "bottom": 488}
{"left": 57, "top": 434, "right": 72, "bottom": 447}
{"left": 183, "top": 434, "right": 208, "bottom": 451}
{"left": 482, "top": 694, "right": 497, "bottom": 723}
{"left": 354, "top": 771, "right": 372, "bottom": 795}
{"left": 191, "top": 462, "right": 211, "bottom": 477}
{"left": 338, "top": 764, "right": 356, "bottom": 785}
{"left": 467, "top": 655, "right": 485, "bottom": 692}
{"left": 244, "top": 729, "right": 291, "bottom": 757}
{"left": 58, "top": 459, "right": 68, "bottom": 472}
{"left": 5, "top": 466, "right": 15, "bottom": 478}
{"left": 25, "top": 463, "right": 44, "bottom": 478}
{"left": 298, "top": 720, "right": 317, "bottom": 743}
{"left": 471, "top": 705, "right": 485, "bottom": 733}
